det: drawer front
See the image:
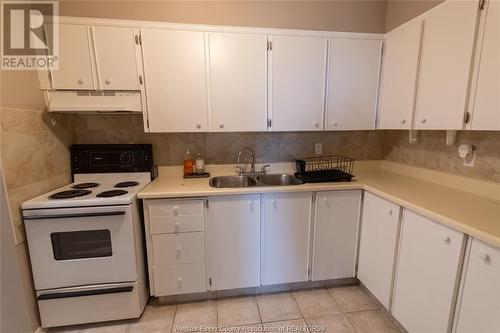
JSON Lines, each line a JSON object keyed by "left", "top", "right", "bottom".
{"left": 153, "top": 263, "right": 207, "bottom": 296}
{"left": 152, "top": 232, "right": 205, "bottom": 265}
{"left": 149, "top": 199, "right": 204, "bottom": 216}
{"left": 150, "top": 214, "right": 204, "bottom": 234}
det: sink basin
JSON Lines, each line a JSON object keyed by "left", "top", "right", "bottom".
{"left": 256, "top": 174, "right": 304, "bottom": 186}
{"left": 209, "top": 175, "right": 258, "bottom": 188}
{"left": 209, "top": 174, "right": 303, "bottom": 188}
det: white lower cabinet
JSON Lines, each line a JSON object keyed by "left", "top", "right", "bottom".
{"left": 209, "top": 195, "right": 261, "bottom": 290}
{"left": 357, "top": 192, "right": 400, "bottom": 309}
{"left": 392, "top": 209, "right": 465, "bottom": 333}
{"left": 454, "top": 239, "right": 500, "bottom": 333}
{"left": 312, "top": 190, "right": 361, "bottom": 281}
{"left": 144, "top": 199, "right": 208, "bottom": 296}
{"left": 262, "top": 192, "right": 312, "bottom": 285}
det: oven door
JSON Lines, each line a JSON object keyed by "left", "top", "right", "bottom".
{"left": 23, "top": 205, "right": 138, "bottom": 290}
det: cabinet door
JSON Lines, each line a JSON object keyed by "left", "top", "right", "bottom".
{"left": 455, "top": 239, "right": 500, "bottom": 333}
{"left": 209, "top": 195, "right": 260, "bottom": 290}
{"left": 92, "top": 26, "right": 139, "bottom": 90}
{"left": 209, "top": 33, "right": 267, "bottom": 132}
{"left": 378, "top": 19, "right": 423, "bottom": 129}
{"left": 471, "top": 0, "right": 500, "bottom": 130}
{"left": 50, "top": 24, "right": 95, "bottom": 90}
{"left": 415, "top": 0, "right": 479, "bottom": 129}
{"left": 141, "top": 29, "right": 208, "bottom": 132}
{"left": 313, "top": 190, "right": 361, "bottom": 281}
{"left": 326, "top": 39, "right": 382, "bottom": 130}
{"left": 393, "top": 209, "right": 465, "bottom": 333}
{"left": 357, "top": 192, "right": 400, "bottom": 309}
{"left": 270, "top": 36, "right": 326, "bottom": 131}
{"left": 262, "top": 192, "right": 312, "bottom": 285}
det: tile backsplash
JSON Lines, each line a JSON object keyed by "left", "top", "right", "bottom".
{"left": 382, "top": 130, "right": 500, "bottom": 183}
{"left": 71, "top": 115, "right": 500, "bottom": 183}
{"left": 72, "top": 114, "right": 385, "bottom": 165}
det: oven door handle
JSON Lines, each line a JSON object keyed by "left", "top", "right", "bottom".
{"left": 24, "top": 211, "right": 126, "bottom": 220}
{"left": 37, "top": 286, "right": 134, "bottom": 300}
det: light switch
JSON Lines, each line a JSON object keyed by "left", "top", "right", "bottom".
{"left": 314, "top": 143, "right": 323, "bottom": 155}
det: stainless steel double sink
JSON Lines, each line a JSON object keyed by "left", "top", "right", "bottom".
{"left": 209, "top": 174, "right": 304, "bottom": 188}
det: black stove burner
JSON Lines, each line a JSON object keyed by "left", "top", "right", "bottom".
{"left": 72, "top": 182, "right": 100, "bottom": 189}
{"left": 114, "top": 181, "right": 139, "bottom": 188}
{"left": 50, "top": 189, "right": 92, "bottom": 199}
{"left": 96, "top": 190, "right": 128, "bottom": 198}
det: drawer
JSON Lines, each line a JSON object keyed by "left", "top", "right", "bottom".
{"left": 152, "top": 232, "right": 205, "bottom": 265}
{"left": 153, "top": 263, "right": 207, "bottom": 296}
{"left": 148, "top": 199, "right": 204, "bottom": 217}
{"left": 150, "top": 214, "right": 204, "bottom": 234}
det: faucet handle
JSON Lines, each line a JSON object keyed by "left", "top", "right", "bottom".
{"left": 235, "top": 165, "right": 244, "bottom": 175}
{"left": 261, "top": 165, "right": 271, "bottom": 174}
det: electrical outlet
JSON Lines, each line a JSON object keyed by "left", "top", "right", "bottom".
{"left": 463, "top": 150, "right": 476, "bottom": 167}
{"left": 315, "top": 143, "right": 323, "bottom": 155}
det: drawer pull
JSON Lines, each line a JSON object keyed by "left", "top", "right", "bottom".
{"left": 480, "top": 253, "right": 491, "bottom": 265}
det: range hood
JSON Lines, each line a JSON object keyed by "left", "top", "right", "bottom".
{"left": 45, "top": 90, "right": 143, "bottom": 114}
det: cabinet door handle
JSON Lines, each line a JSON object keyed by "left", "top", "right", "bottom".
{"left": 196, "top": 123, "right": 202, "bottom": 129}
{"left": 388, "top": 209, "right": 393, "bottom": 216}
{"left": 420, "top": 118, "right": 427, "bottom": 124}
{"left": 219, "top": 122, "right": 224, "bottom": 129}
{"left": 314, "top": 121, "right": 320, "bottom": 128}
{"left": 77, "top": 78, "right": 84, "bottom": 85}
{"left": 332, "top": 122, "right": 338, "bottom": 127}
{"left": 401, "top": 119, "right": 406, "bottom": 124}
{"left": 139, "top": 75, "right": 143, "bottom": 85}
{"left": 442, "top": 235, "right": 451, "bottom": 244}
{"left": 104, "top": 78, "right": 111, "bottom": 85}
{"left": 479, "top": 253, "right": 491, "bottom": 264}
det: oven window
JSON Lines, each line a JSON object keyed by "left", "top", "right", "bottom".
{"left": 51, "top": 230, "right": 112, "bottom": 260}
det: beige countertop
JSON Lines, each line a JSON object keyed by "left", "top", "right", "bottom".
{"left": 138, "top": 162, "right": 500, "bottom": 248}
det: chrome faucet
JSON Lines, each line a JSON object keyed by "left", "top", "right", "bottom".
{"left": 236, "top": 146, "right": 255, "bottom": 175}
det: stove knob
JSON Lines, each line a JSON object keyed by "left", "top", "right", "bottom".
{"left": 120, "top": 153, "right": 132, "bottom": 164}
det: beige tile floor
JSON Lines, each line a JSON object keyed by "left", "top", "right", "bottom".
{"left": 49, "top": 286, "right": 402, "bottom": 333}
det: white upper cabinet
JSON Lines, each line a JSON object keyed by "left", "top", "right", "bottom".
{"left": 269, "top": 36, "right": 327, "bottom": 131}
{"left": 326, "top": 38, "right": 382, "bottom": 130}
{"left": 312, "top": 190, "right": 361, "bottom": 281}
{"left": 141, "top": 29, "right": 208, "bottom": 132}
{"left": 392, "top": 209, "right": 465, "bottom": 333}
{"left": 92, "top": 26, "right": 139, "bottom": 90}
{"left": 455, "top": 239, "right": 500, "bottom": 333}
{"left": 50, "top": 24, "right": 95, "bottom": 90}
{"left": 262, "top": 192, "right": 312, "bottom": 285}
{"left": 378, "top": 19, "right": 423, "bottom": 129}
{"left": 357, "top": 192, "right": 400, "bottom": 310}
{"left": 208, "top": 33, "right": 268, "bottom": 132}
{"left": 470, "top": 0, "right": 500, "bottom": 130}
{"left": 209, "top": 195, "right": 261, "bottom": 290}
{"left": 415, "top": 0, "right": 480, "bottom": 130}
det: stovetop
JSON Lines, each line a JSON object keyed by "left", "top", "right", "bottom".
{"left": 22, "top": 173, "right": 151, "bottom": 209}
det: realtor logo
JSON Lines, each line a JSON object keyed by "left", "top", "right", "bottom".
{"left": 1, "top": 0, "right": 58, "bottom": 69}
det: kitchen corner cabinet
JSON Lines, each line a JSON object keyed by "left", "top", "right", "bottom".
{"left": 92, "top": 26, "right": 139, "bottom": 90}
{"left": 208, "top": 33, "right": 268, "bottom": 132}
{"left": 50, "top": 24, "right": 96, "bottom": 90}
{"left": 262, "top": 192, "right": 312, "bottom": 285}
{"left": 414, "top": 0, "right": 480, "bottom": 130}
{"left": 269, "top": 36, "right": 326, "bottom": 131}
{"left": 378, "top": 18, "right": 423, "bottom": 129}
{"left": 392, "top": 209, "right": 465, "bottom": 333}
{"left": 312, "top": 191, "right": 361, "bottom": 281}
{"left": 209, "top": 195, "right": 260, "bottom": 290}
{"left": 326, "top": 39, "right": 382, "bottom": 130}
{"left": 357, "top": 192, "right": 400, "bottom": 309}
{"left": 141, "top": 29, "right": 208, "bottom": 132}
{"left": 454, "top": 239, "right": 500, "bottom": 333}
{"left": 469, "top": 0, "right": 500, "bottom": 130}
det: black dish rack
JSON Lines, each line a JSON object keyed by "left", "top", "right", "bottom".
{"left": 293, "top": 155, "right": 354, "bottom": 183}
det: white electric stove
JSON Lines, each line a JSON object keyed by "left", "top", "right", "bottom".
{"left": 22, "top": 144, "right": 153, "bottom": 328}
